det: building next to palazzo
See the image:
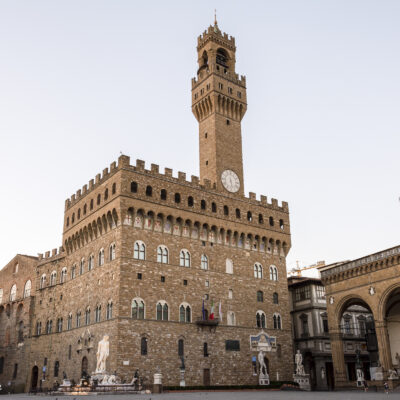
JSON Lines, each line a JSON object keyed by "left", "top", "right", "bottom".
{"left": 0, "top": 20, "right": 293, "bottom": 392}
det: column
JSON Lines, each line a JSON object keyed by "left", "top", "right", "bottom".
{"left": 329, "top": 331, "right": 347, "bottom": 387}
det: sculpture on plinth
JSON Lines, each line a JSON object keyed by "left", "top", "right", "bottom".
{"left": 293, "top": 350, "right": 310, "bottom": 391}
{"left": 258, "top": 350, "right": 270, "bottom": 385}
{"left": 96, "top": 335, "right": 109, "bottom": 373}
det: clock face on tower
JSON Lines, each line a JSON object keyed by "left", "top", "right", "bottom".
{"left": 221, "top": 170, "right": 240, "bottom": 193}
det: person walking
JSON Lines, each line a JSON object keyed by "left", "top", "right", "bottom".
{"left": 384, "top": 381, "right": 389, "bottom": 395}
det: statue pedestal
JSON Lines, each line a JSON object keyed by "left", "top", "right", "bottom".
{"left": 370, "top": 367, "right": 383, "bottom": 381}
{"left": 180, "top": 369, "right": 186, "bottom": 387}
{"left": 153, "top": 373, "right": 163, "bottom": 393}
{"left": 293, "top": 374, "right": 311, "bottom": 391}
{"left": 259, "top": 372, "right": 270, "bottom": 385}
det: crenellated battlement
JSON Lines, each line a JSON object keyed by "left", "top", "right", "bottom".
{"left": 65, "top": 155, "right": 289, "bottom": 213}
{"left": 37, "top": 247, "right": 65, "bottom": 263}
{"left": 197, "top": 25, "right": 236, "bottom": 51}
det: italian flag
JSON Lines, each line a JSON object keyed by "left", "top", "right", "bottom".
{"left": 210, "top": 299, "right": 215, "bottom": 320}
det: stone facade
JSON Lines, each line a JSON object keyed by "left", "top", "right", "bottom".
{"left": 320, "top": 246, "right": 400, "bottom": 389}
{"left": 0, "top": 21, "right": 293, "bottom": 392}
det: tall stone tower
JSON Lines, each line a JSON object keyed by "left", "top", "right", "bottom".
{"left": 192, "top": 20, "right": 247, "bottom": 196}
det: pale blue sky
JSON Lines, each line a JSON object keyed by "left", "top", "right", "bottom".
{"left": 0, "top": 1, "right": 399, "bottom": 271}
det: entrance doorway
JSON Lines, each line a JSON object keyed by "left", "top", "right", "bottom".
{"left": 81, "top": 356, "right": 88, "bottom": 378}
{"left": 325, "top": 362, "right": 335, "bottom": 390}
{"left": 31, "top": 366, "right": 39, "bottom": 391}
{"left": 203, "top": 368, "right": 210, "bottom": 386}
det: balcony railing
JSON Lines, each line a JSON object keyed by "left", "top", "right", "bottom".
{"left": 196, "top": 317, "right": 220, "bottom": 326}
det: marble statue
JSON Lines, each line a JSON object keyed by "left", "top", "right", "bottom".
{"left": 96, "top": 335, "right": 110, "bottom": 373}
{"left": 258, "top": 350, "right": 267, "bottom": 376}
{"left": 295, "top": 350, "right": 305, "bottom": 375}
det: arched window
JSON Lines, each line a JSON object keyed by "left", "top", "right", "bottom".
{"left": 81, "top": 258, "right": 86, "bottom": 274}
{"left": 227, "top": 311, "right": 236, "bottom": 326}
{"left": 106, "top": 301, "right": 113, "bottom": 320}
{"left": 88, "top": 255, "right": 94, "bottom": 271}
{"left": 273, "top": 313, "right": 282, "bottom": 330}
{"left": 10, "top": 284, "right": 17, "bottom": 301}
{"left": 83, "top": 204, "right": 87, "bottom": 215}
{"left": 273, "top": 292, "right": 279, "bottom": 304}
{"left": 141, "top": 337, "right": 148, "bottom": 355}
{"left": 85, "top": 307, "right": 91, "bottom": 325}
{"left": 104, "top": 188, "right": 109, "bottom": 201}
{"left": 66, "top": 217, "right": 69, "bottom": 227}
{"left": 76, "top": 311, "right": 81, "bottom": 327}
{"left": 71, "top": 265, "right": 76, "bottom": 279}
{"left": 54, "top": 360, "right": 59, "bottom": 377}
{"left": 180, "top": 250, "right": 191, "bottom": 267}
{"left": 279, "top": 219, "right": 284, "bottom": 230}
{"left": 178, "top": 339, "right": 184, "bottom": 357}
{"left": 269, "top": 216, "right": 274, "bottom": 226}
{"left": 46, "top": 319, "right": 53, "bottom": 334}
{"left": 157, "top": 245, "right": 168, "bottom": 264}
{"left": 50, "top": 271, "right": 57, "bottom": 286}
{"left": 247, "top": 211, "right": 252, "bottom": 221}
{"left": 36, "top": 321, "right": 41, "bottom": 335}
{"left": 201, "top": 200, "right": 206, "bottom": 210}
{"left": 258, "top": 214, "right": 264, "bottom": 224}
{"left": 72, "top": 213, "right": 75, "bottom": 223}
{"left": 97, "top": 194, "right": 101, "bottom": 205}
{"left": 77, "top": 208, "right": 81, "bottom": 219}
{"left": 112, "top": 182, "right": 116, "bottom": 195}
{"left": 226, "top": 259, "right": 233, "bottom": 274}
{"left": 109, "top": 243, "right": 116, "bottom": 261}
{"left": 257, "top": 291, "right": 264, "bottom": 302}
{"left": 156, "top": 301, "right": 168, "bottom": 321}
{"left": 224, "top": 205, "right": 229, "bottom": 216}
{"left": 179, "top": 303, "right": 191, "bottom": 323}
{"left": 256, "top": 311, "right": 266, "bottom": 328}
{"left": 188, "top": 196, "right": 194, "bottom": 207}
{"left": 98, "top": 249, "right": 104, "bottom": 266}
{"left": 132, "top": 298, "right": 145, "bottom": 319}
{"left": 57, "top": 318, "right": 63, "bottom": 333}
{"left": 270, "top": 265, "right": 278, "bottom": 281}
{"left": 212, "top": 202, "right": 217, "bottom": 212}
{"left": 24, "top": 280, "right": 31, "bottom": 298}
{"left": 95, "top": 305, "right": 101, "bottom": 322}
{"left": 67, "top": 313, "right": 72, "bottom": 330}
{"left": 40, "top": 275, "right": 46, "bottom": 290}
{"left": 134, "top": 241, "right": 146, "bottom": 260}
{"left": 174, "top": 193, "right": 181, "bottom": 203}
{"left": 236, "top": 208, "right": 241, "bottom": 218}
{"left": 254, "top": 263, "right": 263, "bottom": 279}
{"left": 160, "top": 189, "right": 167, "bottom": 200}
{"left": 201, "top": 254, "right": 209, "bottom": 270}
{"left": 60, "top": 268, "right": 67, "bottom": 283}
{"left": 228, "top": 289, "right": 233, "bottom": 299}
{"left": 90, "top": 199, "right": 94, "bottom": 210}
{"left": 131, "top": 181, "right": 138, "bottom": 193}
{"left": 145, "top": 185, "right": 152, "bottom": 197}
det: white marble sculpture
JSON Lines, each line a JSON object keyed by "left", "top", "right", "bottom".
{"left": 258, "top": 350, "right": 267, "bottom": 376}
{"left": 96, "top": 335, "right": 110, "bottom": 373}
{"left": 295, "top": 350, "right": 305, "bottom": 375}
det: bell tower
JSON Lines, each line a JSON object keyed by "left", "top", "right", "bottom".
{"left": 191, "top": 20, "right": 247, "bottom": 196}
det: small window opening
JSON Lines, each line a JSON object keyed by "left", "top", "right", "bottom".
{"left": 258, "top": 214, "right": 264, "bottom": 224}
{"left": 201, "top": 200, "right": 206, "bottom": 210}
{"left": 146, "top": 185, "right": 152, "bottom": 197}
{"left": 236, "top": 208, "right": 241, "bottom": 218}
{"left": 137, "top": 273, "right": 142, "bottom": 280}
{"left": 269, "top": 217, "right": 274, "bottom": 226}
{"left": 161, "top": 276, "right": 165, "bottom": 283}
{"left": 212, "top": 202, "right": 217, "bottom": 213}
{"left": 160, "top": 189, "right": 167, "bottom": 200}
{"left": 247, "top": 211, "right": 252, "bottom": 222}
{"left": 226, "top": 119, "right": 230, "bottom": 125}
{"left": 188, "top": 196, "right": 194, "bottom": 207}
{"left": 224, "top": 205, "right": 229, "bottom": 216}
{"left": 175, "top": 193, "right": 181, "bottom": 203}
{"left": 131, "top": 182, "right": 138, "bottom": 193}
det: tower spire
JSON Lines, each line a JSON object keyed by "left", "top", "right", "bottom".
{"left": 214, "top": 9, "right": 217, "bottom": 26}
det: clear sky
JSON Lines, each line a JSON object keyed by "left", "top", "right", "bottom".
{"left": 0, "top": 1, "right": 399, "bottom": 272}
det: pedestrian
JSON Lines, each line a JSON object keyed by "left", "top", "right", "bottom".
{"left": 363, "top": 380, "right": 368, "bottom": 392}
{"left": 384, "top": 381, "right": 389, "bottom": 394}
